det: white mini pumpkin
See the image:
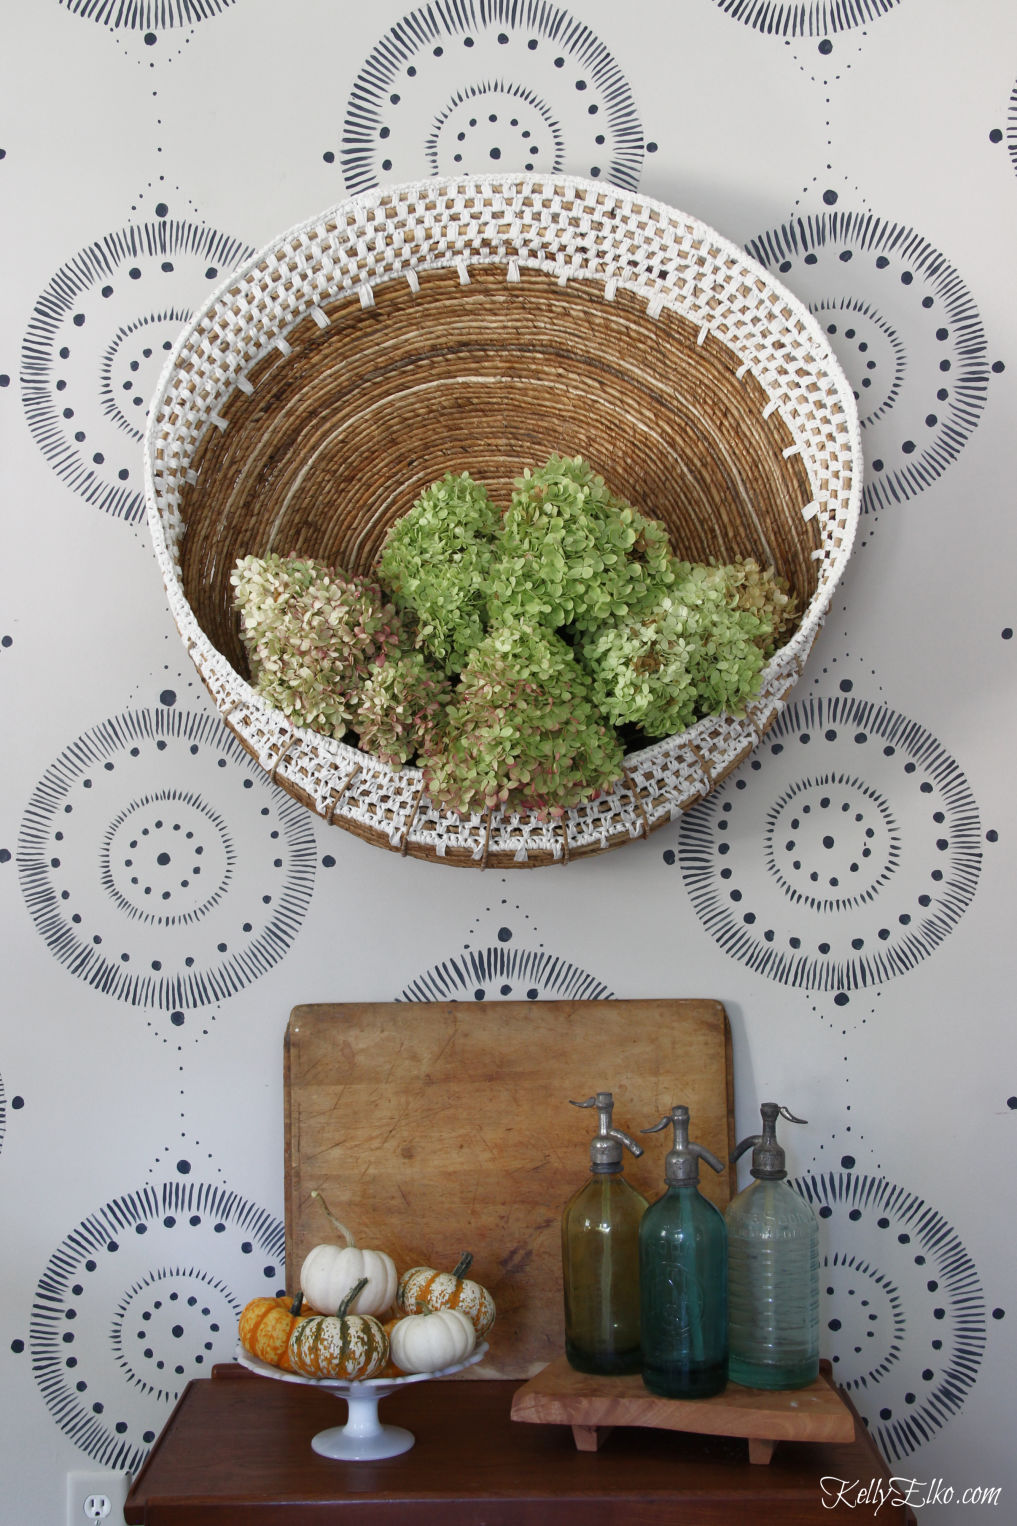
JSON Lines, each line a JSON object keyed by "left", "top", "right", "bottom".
{"left": 299, "top": 1191, "right": 398, "bottom": 1317}
{"left": 387, "top": 1307, "right": 477, "bottom": 1374}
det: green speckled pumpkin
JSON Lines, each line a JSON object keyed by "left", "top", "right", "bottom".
{"left": 397, "top": 1252, "right": 496, "bottom": 1337}
{"left": 287, "top": 1278, "right": 389, "bottom": 1381}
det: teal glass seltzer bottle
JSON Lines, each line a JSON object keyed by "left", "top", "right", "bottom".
{"left": 726, "top": 1103, "right": 820, "bottom": 1389}
{"left": 561, "top": 1092, "right": 649, "bottom": 1375}
{"left": 638, "top": 1104, "right": 728, "bottom": 1398}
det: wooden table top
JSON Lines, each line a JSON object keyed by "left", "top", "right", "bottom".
{"left": 124, "top": 1364, "right": 917, "bottom": 1525}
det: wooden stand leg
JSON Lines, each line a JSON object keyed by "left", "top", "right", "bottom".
{"left": 572, "top": 1424, "right": 612, "bottom": 1452}
{"left": 747, "top": 1437, "right": 777, "bottom": 1465}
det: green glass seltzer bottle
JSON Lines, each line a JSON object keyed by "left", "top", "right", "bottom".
{"left": 638, "top": 1104, "right": 728, "bottom": 1399}
{"left": 561, "top": 1092, "right": 649, "bottom": 1375}
{"left": 726, "top": 1103, "right": 820, "bottom": 1390}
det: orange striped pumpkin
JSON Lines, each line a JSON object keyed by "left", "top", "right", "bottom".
{"left": 396, "top": 1253, "right": 496, "bottom": 1337}
{"left": 239, "top": 1292, "right": 308, "bottom": 1370}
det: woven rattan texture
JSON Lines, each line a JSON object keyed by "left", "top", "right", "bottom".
{"left": 145, "top": 176, "right": 862, "bottom": 868}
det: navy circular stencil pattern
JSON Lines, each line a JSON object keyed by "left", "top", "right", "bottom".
{"left": 339, "top": 0, "right": 645, "bottom": 195}
{"left": 17, "top": 708, "right": 317, "bottom": 1010}
{"left": 795, "top": 1171, "right": 986, "bottom": 1461}
{"left": 678, "top": 694, "right": 982, "bottom": 993}
{"left": 21, "top": 220, "right": 253, "bottom": 523}
{"left": 745, "top": 211, "right": 989, "bottom": 513}
{"left": 28, "top": 1181, "right": 283, "bottom": 1473}
{"left": 400, "top": 945, "right": 612, "bottom": 1003}
{"left": 712, "top": 0, "right": 901, "bottom": 34}
{"left": 59, "top": 0, "right": 235, "bottom": 26}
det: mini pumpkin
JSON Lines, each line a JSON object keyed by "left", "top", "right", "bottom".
{"left": 299, "top": 1190, "right": 398, "bottom": 1317}
{"left": 238, "top": 1292, "right": 308, "bottom": 1371}
{"left": 386, "top": 1306, "right": 477, "bottom": 1375}
{"left": 375, "top": 1316, "right": 411, "bottom": 1380}
{"left": 287, "top": 1277, "right": 390, "bottom": 1381}
{"left": 397, "top": 1252, "right": 496, "bottom": 1337}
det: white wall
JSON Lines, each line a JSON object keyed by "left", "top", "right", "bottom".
{"left": 2, "top": 2, "right": 1015, "bottom": 1521}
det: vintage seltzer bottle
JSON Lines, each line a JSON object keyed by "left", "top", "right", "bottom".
{"left": 561, "top": 1091, "right": 648, "bottom": 1375}
{"left": 638, "top": 1104, "right": 728, "bottom": 1398}
{"left": 726, "top": 1103, "right": 820, "bottom": 1389}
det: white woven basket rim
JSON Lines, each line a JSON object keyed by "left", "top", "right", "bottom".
{"left": 144, "top": 173, "right": 863, "bottom": 866}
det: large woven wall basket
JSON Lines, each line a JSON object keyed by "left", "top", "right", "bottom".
{"left": 145, "top": 175, "right": 862, "bottom": 869}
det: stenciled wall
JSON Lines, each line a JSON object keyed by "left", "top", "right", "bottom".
{"left": 2, "top": 2, "right": 1015, "bottom": 1521}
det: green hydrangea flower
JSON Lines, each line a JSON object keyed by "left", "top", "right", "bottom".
{"left": 486, "top": 454, "right": 673, "bottom": 631}
{"left": 696, "top": 557, "right": 798, "bottom": 652}
{"left": 377, "top": 471, "right": 502, "bottom": 673}
{"left": 420, "top": 624, "right": 624, "bottom": 818}
{"left": 578, "top": 560, "right": 775, "bottom": 738}
{"left": 231, "top": 552, "right": 401, "bottom": 739}
{"left": 231, "top": 486, "right": 799, "bottom": 819}
{"left": 355, "top": 651, "right": 452, "bottom": 767}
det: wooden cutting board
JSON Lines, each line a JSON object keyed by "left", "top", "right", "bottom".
{"left": 284, "top": 999, "right": 734, "bottom": 1379}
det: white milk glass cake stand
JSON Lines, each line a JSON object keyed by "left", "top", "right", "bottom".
{"left": 236, "top": 1343, "right": 489, "bottom": 1459}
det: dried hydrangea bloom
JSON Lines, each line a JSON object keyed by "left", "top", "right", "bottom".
{"left": 578, "top": 560, "right": 778, "bottom": 738}
{"left": 231, "top": 552, "right": 336, "bottom": 662}
{"left": 696, "top": 558, "right": 798, "bottom": 650}
{"left": 355, "top": 651, "right": 452, "bottom": 767}
{"left": 377, "top": 471, "right": 502, "bottom": 674}
{"left": 231, "top": 552, "right": 402, "bottom": 740}
{"left": 231, "top": 483, "right": 797, "bottom": 813}
{"left": 487, "top": 454, "right": 673, "bottom": 632}
{"left": 420, "top": 624, "right": 624, "bottom": 818}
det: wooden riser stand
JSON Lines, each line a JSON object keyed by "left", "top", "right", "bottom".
{"left": 511, "top": 1357, "right": 857, "bottom": 1463}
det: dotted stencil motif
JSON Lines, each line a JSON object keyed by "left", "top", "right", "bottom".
{"left": 400, "top": 943, "right": 613, "bottom": 1002}
{"left": 712, "top": 0, "right": 901, "bottom": 34}
{"left": 59, "top": 0, "right": 235, "bottom": 26}
{"left": 746, "top": 211, "right": 989, "bottom": 513}
{"left": 27, "top": 1179, "right": 284, "bottom": 1473}
{"left": 17, "top": 708, "right": 316, "bottom": 1011}
{"left": 797, "top": 1171, "right": 986, "bottom": 1461}
{"left": 22, "top": 220, "right": 253, "bottom": 523}
{"left": 678, "top": 692, "right": 982, "bottom": 995}
{"left": 338, "top": 1, "right": 645, "bottom": 193}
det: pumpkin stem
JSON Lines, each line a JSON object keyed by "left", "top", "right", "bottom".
{"left": 451, "top": 1252, "right": 474, "bottom": 1279}
{"left": 290, "top": 1291, "right": 305, "bottom": 1317}
{"left": 337, "top": 1276, "right": 370, "bottom": 1319}
{"left": 311, "top": 1189, "right": 355, "bottom": 1246}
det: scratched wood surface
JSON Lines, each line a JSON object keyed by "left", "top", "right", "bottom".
{"left": 284, "top": 999, "right": 734, "bottom": 1379}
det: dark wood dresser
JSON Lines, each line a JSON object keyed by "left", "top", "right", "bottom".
{"left": 124, "top": 1363, "right": 916, "bottom": 1524}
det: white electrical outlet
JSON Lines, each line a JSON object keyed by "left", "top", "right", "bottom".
{"left": 66, "top": 1471, "right": 130, "bottom": 1526}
